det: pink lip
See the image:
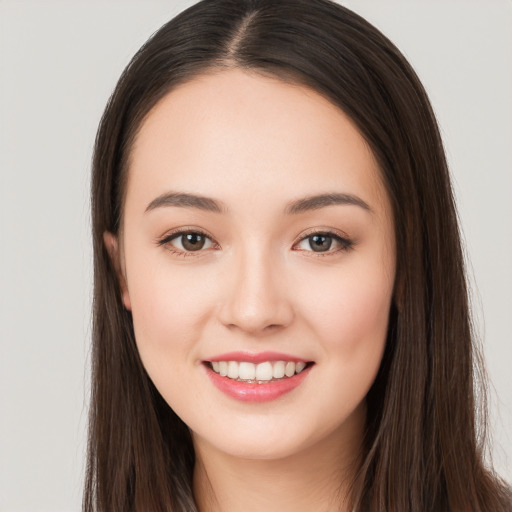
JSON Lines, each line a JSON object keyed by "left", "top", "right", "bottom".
{"left": 206, "top": 351, "right": 309, "bottom": 364}
{"left": 203, "top": 362, "right": 313, "bottom": 403}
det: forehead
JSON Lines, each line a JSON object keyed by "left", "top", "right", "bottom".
{"left": 126, "top": 69, "right": 388, "bottom": 216}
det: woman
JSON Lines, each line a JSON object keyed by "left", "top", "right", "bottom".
{"left": 84, "top": 0, "right": 511, "bottom": 510}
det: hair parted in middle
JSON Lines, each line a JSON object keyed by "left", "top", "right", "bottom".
{"left": 85, "top": 1, "right": 511, "bottom": 511}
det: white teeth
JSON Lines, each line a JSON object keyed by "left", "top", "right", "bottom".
{"left": 295, "top": 361, "right": 306, "bottom": 373}
{"left": 273, "top": 361, "right": 285, "bottom": 379}
{"left": 285, "top": 362, "right": 296, "bottom": 377}
{"left": 209, "top": 360, "right": 309, "bottom": 382}
{"left": 227, "top": 361, "right": 239, "bottom": 379}
{"left": 218, "top": 361, "right": 228, "bottom": 377}
{"left": 255, "top": 362, "right": 273, "bottom": 381}
{"left": 239, "top": 362, "right": 256, "bottom": 380}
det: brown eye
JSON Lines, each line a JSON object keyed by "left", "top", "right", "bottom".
{"left": 162, "top": 231, "right": 214, "bottom": 253}
{"left": 181, "top": 233, "right": 207, "bottom": 251}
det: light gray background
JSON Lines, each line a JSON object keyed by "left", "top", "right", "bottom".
{"left": 0, "top": 1, "right": 510, "bottom": 510}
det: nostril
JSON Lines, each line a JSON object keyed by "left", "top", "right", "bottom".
{"left": 264, "top": 324, "right": 284, "bottom": 331}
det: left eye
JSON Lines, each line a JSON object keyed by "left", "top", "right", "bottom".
{"left": 166, "top": 232, "right": 214, "bottom": 252}
{"left": 295, "top": 233, "right": 350, "bottom": 253}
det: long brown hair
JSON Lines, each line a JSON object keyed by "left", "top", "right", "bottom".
{"left": 84, "top": 1, "right": 511, "bottom": 510}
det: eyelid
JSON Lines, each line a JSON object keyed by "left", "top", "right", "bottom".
{"left": 292, "top": 228, "right": 354, "bottom": 255}
{"left": 156, "top": 226, "right": 354, "bottom": 257}
{"left": 156, "top": 227, "right": 219, "bottom": 256}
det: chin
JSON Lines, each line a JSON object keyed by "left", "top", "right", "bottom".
{"left": 196, "top": 433, "right": 309, "bottom": 461}
{"left": 191, "top": 412, "right": 358, "bottom": 463}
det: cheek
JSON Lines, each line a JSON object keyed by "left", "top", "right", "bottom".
{"left": 295, "top": 252, "right": 394, "bottom": 416}
{"left": 126, "top": 267, "right": 218, "bottom": 417}
{"left": 126, "top": 260, "right": 216, "bottom": 372}
{"left": 301, "top": 261, "right": 393, "bottom": 349}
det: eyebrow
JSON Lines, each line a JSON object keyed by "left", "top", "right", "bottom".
{"left": 285, "top": 193, "right": 372, "bottom": 214}
{"left": 145, "top": 191, "right": 371, "bottom": 215}
{"left": 145, "top": 192, "right": 227, "bottom": 213}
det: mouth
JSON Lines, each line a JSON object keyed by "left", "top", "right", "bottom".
{"left": 202, "top": 354, "right": 314, "bottom": 402}
{"left": 205, "top": 360, "right": 313, "bottom": 383}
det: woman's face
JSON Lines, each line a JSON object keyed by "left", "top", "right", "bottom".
{"left": 111, "top": 69, "right": 395, "bottom": 461}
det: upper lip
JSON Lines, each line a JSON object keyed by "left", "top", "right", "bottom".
{"left": 205, "top": 351, "right": 311, "bottom": 364}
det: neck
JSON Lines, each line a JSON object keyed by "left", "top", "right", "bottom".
{"left": 192, "top": 407, "right": 364, "bottom": 512}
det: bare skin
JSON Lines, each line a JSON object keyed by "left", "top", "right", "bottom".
{"left": 193, "top": 402, "right": 364, "bottom": 512}
{"left": 106, "top": 69, "right": 395, "bottom": 511}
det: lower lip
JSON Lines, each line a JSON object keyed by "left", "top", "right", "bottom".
{"left": 204, "top": 364, "right": 312, "bottom": 402}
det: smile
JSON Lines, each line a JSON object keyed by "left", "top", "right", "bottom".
{"left": 209, "top": 360, "right": 308, "bottom": 382}
{"left": 203, "top": 353, "right": 314, "bottom": 402}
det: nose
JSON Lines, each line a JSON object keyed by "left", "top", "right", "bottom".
{"left": 217, "top": 246, "right": 295, "bottom": 335}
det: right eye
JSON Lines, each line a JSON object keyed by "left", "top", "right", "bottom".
{"left": 158, "top": 229, "right": 216, "bottom": 255}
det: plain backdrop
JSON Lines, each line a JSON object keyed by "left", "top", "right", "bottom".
{"left": 0, "top": 1, "right": 510, "bottom": 510}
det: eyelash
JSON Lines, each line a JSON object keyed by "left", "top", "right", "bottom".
{"left": 294, "top": 228, "right": 354, "bottom": 257}
{"left": 157, "top": 228, "right": 217, "bottom": 258}
{"left": 156, "top": 228, "right": 354, "bottom": 258}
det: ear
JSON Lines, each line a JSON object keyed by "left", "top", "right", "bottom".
{"left": 103, "top": 231, "right": 132, "bottom": 311}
